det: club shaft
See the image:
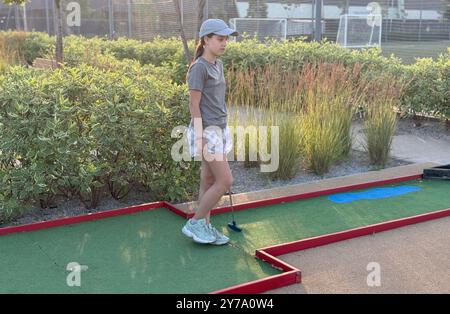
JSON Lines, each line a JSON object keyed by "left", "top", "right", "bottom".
{"left": 228, "top": 189, "right": 235, "bottom": 221}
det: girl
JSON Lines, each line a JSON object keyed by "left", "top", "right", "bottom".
{"left": 182, "top": 19, "right": 239, "bottom": 245}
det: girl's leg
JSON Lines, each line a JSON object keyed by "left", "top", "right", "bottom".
{"left": 198, "top": 158, "right": 215, "bottom": 224}
{"left": 193, "top": 153, "right": 233, "bottom": 221}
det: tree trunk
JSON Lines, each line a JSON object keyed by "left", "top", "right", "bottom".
{"left": 173, "top": 0, "right": 191, "bottom": 64}
{"left": 55, "top": 0, "right": 64, "bottom": 66}
{"left": 196, "top": 0, "right": 206, "bottom": 46}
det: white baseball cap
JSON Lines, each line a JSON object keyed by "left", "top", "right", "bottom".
{"left": 199, "top": 19, "right": 239, "bottom": 38}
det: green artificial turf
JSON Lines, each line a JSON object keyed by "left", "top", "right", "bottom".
{"left": 1, "top": 179, "right": 448, "bottom": 293}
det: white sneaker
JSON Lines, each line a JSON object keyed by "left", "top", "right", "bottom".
{"left": 208, "top": 223, "right": 230, "bottom": 245}
{"left": 182, "top": 218, "right": 216, "bottom": 244}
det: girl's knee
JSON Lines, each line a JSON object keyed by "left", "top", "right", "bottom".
{"left": 202, "top": 175, "right": 215, "bottom": 187}
{"left": 219, "top": 176, "right": 233, "bottom": 192}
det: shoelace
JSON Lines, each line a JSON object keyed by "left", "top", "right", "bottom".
{"left": 199, "top": 222, "right": 211, "bottom": 234}
{"left": 208, "top": 224, "right": 218, "bottom": 236}
{"left": 192, "top": 220, "right": 212, "bottom": 236}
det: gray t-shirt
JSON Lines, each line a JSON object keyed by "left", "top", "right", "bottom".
{"left": 187, "top": 56, "right": 227, "bottom": 129}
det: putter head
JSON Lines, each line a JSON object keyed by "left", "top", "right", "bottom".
{"left": 228, "top": 221, "right": 242, "bottom": 232}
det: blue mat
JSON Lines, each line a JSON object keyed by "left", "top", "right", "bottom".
{"left": 328, "top": 186, "right": 422, "bottom": 204}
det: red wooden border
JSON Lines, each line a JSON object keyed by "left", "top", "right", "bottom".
{"left": 206, "top": 174, "right": 423, "bottom": 216}
{"left": 0, "top": 201, "right": 165, "bottom": 236}
{"left": 259, "top": 207, "right": 450, "bottom": 257}
{"left": 209, "top": 207, "right": 450, "bottom": 294}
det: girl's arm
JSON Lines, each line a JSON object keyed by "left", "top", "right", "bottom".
{"left": 187, "top": 62, "right": 207, "bottom": 152}
{"left": 189, "top": 90, "right": 204, "bottom": 156}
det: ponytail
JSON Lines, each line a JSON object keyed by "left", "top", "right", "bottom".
{"left": 193, "top": 38, "right": 205, "bottom": 63}
{"left": 186, "top": 34, "right": 214, "bottom": 81}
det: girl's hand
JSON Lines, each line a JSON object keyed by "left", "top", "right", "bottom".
{"left": 195, "top": 137, "right": 206, "bottom": 157}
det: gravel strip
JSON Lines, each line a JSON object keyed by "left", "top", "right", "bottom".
{"left": 7, "top": 116, "right": 447, "bottom": 228}
{"left": 229, "top": 149, "right": 410, "bottom": 194}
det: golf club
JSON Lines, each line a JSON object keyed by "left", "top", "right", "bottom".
{"left": 227, "top": 189, "right": 242, "bottom": 232}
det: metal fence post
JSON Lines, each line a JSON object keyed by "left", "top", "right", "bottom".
{"left": 127, "top": 0, "right": 132, "bottom": 38}
{"left": 418, "top": 0, "right": 423, "bottom": 41}
{"left": 52, "top": 0, "right": 57, "bottom": 35}
{"left": 45, "top": 0, "right": 51, "bottom": 34}
{"left": 108, "top": 0, "right": 114, "bottom": 39}
{"left": 14, "top": 4, "right": 20, "bottom": 30}
{"left": 23, "top": 2, "right": 28, "bottom": 32}
{"left": 314, "top": 0, "right": 322, "bottom": 42}
{"left": 180, "top": 0, "right": 183, "bottom": 26}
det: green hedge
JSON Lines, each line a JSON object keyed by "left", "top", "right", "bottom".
{"left": 399, "top": 51, "right": 450, "bottom": 119}
{"left": 221, "top": 39, "right": 449, "bottom": 120}
{"left": 0, "top": 64, "right": 198, "bottom": 223}
{"left": 1, "top": 31, "right": 448, "bottom": 222}
{"left": 3, "top": 31, "right": 445, "bottom": 119}
{"left": 0, "top": 31, "right": 54, "bottom": 65}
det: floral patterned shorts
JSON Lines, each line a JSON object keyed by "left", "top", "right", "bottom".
{"left": 186, "top": 124, "right": 233, "bottom": 158}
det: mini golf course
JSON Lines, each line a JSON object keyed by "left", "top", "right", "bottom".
{"left": 1, "top": 175, "right": 449, "bottom": 294}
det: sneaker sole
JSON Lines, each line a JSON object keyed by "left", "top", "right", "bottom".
{"left": 210, "top": 239, "right": 230, "bottom": 246}
{"left": 182, "top": 226, "right": 215, "bottom": 244}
